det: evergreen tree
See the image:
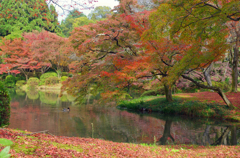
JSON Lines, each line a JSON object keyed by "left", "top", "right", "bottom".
{"left": 0, "top": 0, "right": 61, "bottom": 39}
{"left": 88, "top": 6, "right": 112, "bottom": 20}
{"left": 60, "top": 9, "right": 87, "bottom": 37}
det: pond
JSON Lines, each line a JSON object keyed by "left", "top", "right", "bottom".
{"left": 8, "top": 89, "right": 240, "bottom": 146}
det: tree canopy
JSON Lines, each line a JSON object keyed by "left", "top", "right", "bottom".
{"left": 0, "top": 0, "right": 61, "bottom": 39}
{"left": 88, "top": 6, "right": 112, "bottom": 20}
{"left": 60, "top": 9, "right": 88, "bottom": 37}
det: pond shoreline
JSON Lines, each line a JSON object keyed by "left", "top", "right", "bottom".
{"left": 118, "top": 93, "right": 240, "bottom": 122}
{"left": 1, "top": 128, "right": 239, "bottom": 157}
{"left": 20, "top": 84, "right": 62, "bottom": 91}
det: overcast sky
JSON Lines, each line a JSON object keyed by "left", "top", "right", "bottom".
{"left": 54, "top": 0, "right": 119, "bottom": 22}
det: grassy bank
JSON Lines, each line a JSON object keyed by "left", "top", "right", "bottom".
{"left": 0, "top": 128, "right": 239, "bottom": 157}
{"left": 118, "top": 95, "right": 240, "bottom": 122}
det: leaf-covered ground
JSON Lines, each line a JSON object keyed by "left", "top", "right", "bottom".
{"left": 178, "top": 92, "right": 240, "bottom": 109}
{"left": 0, "top": 128, "right": 240, "bottom": 157}
{"left": 176, "top": 92, "right": 240, "bottom": 120}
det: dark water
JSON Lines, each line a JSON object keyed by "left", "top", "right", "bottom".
{"left": 8, "top": 89, "right": 240, "bottom": 145}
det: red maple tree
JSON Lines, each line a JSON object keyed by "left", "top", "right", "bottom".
{"left": 0, "top": 38, "right": 41, "bottom": 80}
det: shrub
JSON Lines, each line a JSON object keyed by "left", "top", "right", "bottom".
{"left": 27, "top": 77, "right": 40, "bottom": 87}
{"left": 45, "top": 76, "right": 60, "bottom": 85}
{"left": 16, "top": 80, "right": 26, "bottom": 87}
{"left": 15, "top": 74, "right": 25, "bottom": 82}
{"left": 39, "top": 72, "right": 57, "bottom": 86}
{"left": 0, "top": 81, "right": 10, "bottom": 127}
{"left": 61, "top": 72, "right": 68, "bottom": 77}
{"left": 141, "top": 86, "right": 165, "bottom": 97}
{"left": 61, "top": 76, "right": 68, "bottom": 82}
{"left": 62, "top": 72, "right": 73, "bottom": 77}
{"left": 4, "top": 75, "right": 15, "bottom": 88}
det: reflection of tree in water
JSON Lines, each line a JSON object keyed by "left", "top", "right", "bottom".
{"left": 156, "top": 118, "right": 239, "bottom": 145}
{"left": 10, "top": 90, "right": 240, "bottom": 145}
{"left": 211, "top": 126, "right": 238, "bottom": 145}
{"left": 74, "top": 106, "right": 163, "bottom": 143}
{"left": 39, "top": 91, "right": 58, "bottom": 105}
{"left": 27, "top": 89, "right": 39, "bottom": 100}
{"left": 15, "top": 89, "right": 26, "bottom": 96}
{"left": 72, "top": 104, "right": 240, "bottom": 145}
{"left": 158, "top": 120, "right": 174, "bottom": 145}
{"left": 73, "top": 117, "right": 88, "bottom": 137}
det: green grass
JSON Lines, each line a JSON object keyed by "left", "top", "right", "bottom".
{"left": 118, "top": 96, "right": 163, "bottom": 111}
{"left": 118, "top": 96, "right": 231, "bottom": 119}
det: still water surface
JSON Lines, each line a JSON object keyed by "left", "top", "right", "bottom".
{"left": 8, "top": 89, "right": 240, "bottom": 145}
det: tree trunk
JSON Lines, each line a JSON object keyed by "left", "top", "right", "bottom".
{"left": 231, "top": 47, "right": 239, "bottom": 92}
{"left": 204, "top": 63, "right": 213, "bottom": 86}
{"left": 181, "top": 75, "right": 236, "bottom": 109}
{"left": 217, "top": 88, "right": 234, "bottom": 108}
{"left": 24, "top": 74, "right": 28, "bottom": 82}
{"left": 164, "top": 84, "right": 173, "bottom": 102}
{"left": 221, "top": 61, "right": 229, "bottom": 82}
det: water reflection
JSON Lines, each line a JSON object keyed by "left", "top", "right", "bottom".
{"left": 8, "top": 89, "right": 240, "bottom": 145}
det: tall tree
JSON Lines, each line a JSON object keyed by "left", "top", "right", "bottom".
{"left": 0, "top": 38, "right": 41, "bottom": 80}
{"left": 24, "top": 30, "right": 72, "bottom": 78}
{"left": 60, "top": 9, "right": 87, "bottom": 37}
{"left": 227, "top": 21, "right": 240, "bottom": 92}
{"left": 0, "top": 0, "right": 61, "bottom": 39}
{"left": 88, "top": 6, "right": 112, "bottom": 20}
{"left": 145, "top": 0, "right": 240, "bottom": 108}
{"left": 64, "top": 1, "right": 146, "bottom": 102}
{"left": 64, "top": 0, "right": 180, "bottom": 102}
{"left": 72, "top": 17, "right": 95, "bottom": 29}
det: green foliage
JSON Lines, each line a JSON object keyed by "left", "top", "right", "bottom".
{"left": 27, "top": 77, "right": 40, "bottom": 88}
{"left": 39, "top": 72, "right": 57, "bottom": 86}
{"left": 15, "top": 89, "right": 25, "bottom": 96}
{"left": 118, "top": 95, "right": 230, "bottom": 119}
{"left": 211, "top": 81, "right": 231, "bottom": 92}
{"left": 4, "top": 75, "right": 16, "bottom": 88}
{"left": 0, "top": 0, "right": 61, "bottom": 38}
{"left": 61, "top": 76, "right": 68, "bottom": 82}
{"left": 118, "top": 96, "right": 160, "bottom": 111}
{"left": 145, "top": 0, "right": 237, "bottom": 85}
{"left": 0, "top": 146, "right": 11, "bottom": 158}
{"left": 0, "top": 139, "right": 13, "bottom": 146}
{"left": 60, "top": 9, "right": 87, "bottom": 37}
{"left": 141, "top": 86, "right": 165, "bottom": 97}
{"left": 15, "top": 75, "right": 26, "bottom": 82}
{"left": 16, "top": 80, "right": 26, "bottom": 87}
{"left": 88, "top": 6, "right": 112, "bottom": 20}
{"left": 0, "top": 81, "right": 10, "bottom": 127}
{"left": 72, "top": 17, "right": 95, "bottom": 29}
{"left": 39, "top": 91, "right": 57, "bottom": 105}
{"left": 45, "top": 76, "right": 60, "bottom": 85}
{"left": 60, "top": 95, "right": 68, "bottom": 102}
{"left": 61, "top": 72, "right": 69, "bottom": 77}
{"left": 26, "top": 90, "right": 39, "bottom": 100}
